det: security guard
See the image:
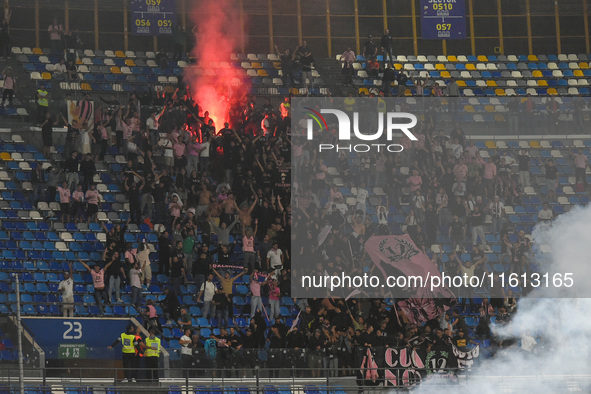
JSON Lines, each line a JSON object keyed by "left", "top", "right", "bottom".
{"left": 108, "top": 324, "right": 139, "bottom": 383}
{"left": 144, "top": 327, "right": 161, "bottom": 383}
{"left": 35, "top": 83, "right": 49, "bottom": 125}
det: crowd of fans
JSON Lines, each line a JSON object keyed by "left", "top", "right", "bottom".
{"left": 3, "top": 20, "right": 580, "bottom": 375}
{"left": 37, "top": 81, "right": 566, "bottom": 375}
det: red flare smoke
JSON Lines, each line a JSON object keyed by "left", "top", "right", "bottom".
{"left": 185, "top": 0, "right": 250, "bottom": 129}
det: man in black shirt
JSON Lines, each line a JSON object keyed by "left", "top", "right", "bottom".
{"left": 469, "top": 205, "right": 486, "bottom": 247}
{"left": 160, "top": 287, "right": 180, "bottom": 325}
{"left": 152, "top": 181, "right": 167, "bottom": 225}
{"left": 382, "top": 64, "right": 396, "bottom": 95}
{"left": 80, "top": 153, "right": 96, "bottom": 191}
{"left": 61, "top": 113, "right": 80, "bottom": 160}
{"left": 63, "top": 151, "right": 80, "bottom": 190}
{"left": 449, "top": 215, "right": 466, "bottom": 253}
{"left": 380, "top": 28, "right": 393, "bottom": 67}
{"left": 158, "top": 230, "right": 171, "bottom": 276}
{"left": 363, "top": 35, "right": 377, "bottom": 61}
{"left": 124, "top": 172, "right": 144, "bottom": 225}
{"left": 106, "top": 251, "right": 124, "bottom": 303}
{"left": 212, "top": 289, "right": 230, "bottom": 328}
{"left": 299, "top": 48, "right": 315, "bottom": 92}
{"left": 545, "top": 158, "right": 558, "bottom": 201}
{"left": 275, "top": 44, "right": 294, "bottom": 88}
{"left": 518, "top": 149, "right": 530, "bottom": 187}
{"left": 169, "top": 246, "right": 186, "bottom": 297}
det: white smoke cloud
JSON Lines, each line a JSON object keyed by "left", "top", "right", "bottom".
{"left": 416, "top": 205, "right": 591, "bottom": 393}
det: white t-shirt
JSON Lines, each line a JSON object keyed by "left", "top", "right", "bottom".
{"left": 129, "top": 268, "right": 142, "bottom": 288}
{"left": 146, "top": 117, "right": 158, "bottom": 131}
{"left": 180, "top": 335, "right": 192, "bottom": 355}
{"left": 200, "top": 142, "right": 210, "bottom": 158}
{"left": 200, "top": 281, "right": 216, "bottom": 302}
{"left": 356, "top": 189, "right": 369, "bottom": 204}
{"left": 538, "top": 208, "right": 553, "bottom": 221}
{"left": 521, "top": 334, "right": 537, "bottom": 352}
{"left": 58, "top": 278, "right": 73, "bottom": 299}
{"left": 160, "top": 139, "right": 174, "bottom": 157}
{"left": 267, "top": 248, "right": 283, "bottom": 268}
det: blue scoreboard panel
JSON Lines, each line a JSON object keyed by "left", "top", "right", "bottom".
{"left": 420, "top": 0, "right": 466, "bottom": 40}
{"left": 130, "top": 0, "right": 176, "bottom": 36}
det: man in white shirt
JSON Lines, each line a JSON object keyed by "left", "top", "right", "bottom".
{"left": 53, "top": 59, "right": 67, "bottom": 80}
{"left": 146, "top": 109, "right": 164, "bottom": 146}
{"left": 356, "top": 182, "right": 369, "bottom": 217}
{"left": 197, "top": 274, "right": 217, "bottom": 319}
{"left": 488, "top": 195, "right": 505, "bottom": 236}
{"left": 538, "top": 202, "right": 553, "bottom": 226}
{"left": 58, "top": 263, "right": 74, "bottom": 317}
{"left": 199, "top": 136, "right": 211, "bottom": 172}
{"left": 521, "top": 330, "right": 537, "bottom": 353}
{"left": 266, "top": 242, "right": 284, "bottom": 275}
{"left": 178, "top": 327, "right": 193, "bottom": 376}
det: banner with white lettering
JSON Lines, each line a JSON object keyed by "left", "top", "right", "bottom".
{"left": 356, "top": 344, "right": 479, "bottom": 387}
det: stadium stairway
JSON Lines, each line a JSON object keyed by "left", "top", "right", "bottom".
{"left": 314, "top": 57, "right": 351, "bottom": 96}
{"left": 0, "top": 56, "right": 33, "bottom": 127}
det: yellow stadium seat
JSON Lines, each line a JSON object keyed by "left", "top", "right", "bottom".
{"left": 115, "top": 51, "right": 125, "bottom": 58}
{"left": 435, "top": 63, "right": 446, "bottom": 70}
{"left": 0, "top": 152, "right": 12, "bottom": 161}
{"left": 441, "top": 71, "right": 451, "bottom": 78}
{"left": 251, "top": 62, "right": 262, "bottom": 69}
{"left": 110, "top": 67, "right": 121, "bottom": 74}
{"left": 477, "top": 55, "right": 488, "bottom": 62}
{"left": 529, "top": 141, "right": 541, "bottom": 148}
{"left": 485, "top": 105, "right": 495, "bottom": 112}
{"left": 547, "top": 88, "right": 558, "bottom": 95}
{"left": 81, "top": 83, "right": 92, "bottom": 91}
{"left": 495, "top": 88, "right": 506, "bottom": 96}
{"left": 76, "top": 59, "right": 83, "bottom": 65}
{"left": 532, "top": 70, "right": 543, "bottom": 78}
{"left": 358, "top": 88, "right": 369, "bottom": 95}
{"left": 457, "top": 80, "right": 466, "bottom": 87}
{"left": 125, "top": 59, "right": 136, "bottom": 66}
{"left": 464, "top": 105, "right": 475, "bottom": 112}
{"left": 494, "top": 114, "right": 506, "bottom": 122}
{"left": 394, "top": 63, "right": 403, "bottom": 70}
{"left": 447, "top": 55, "right": 458, "bottom": 62}
{"left": 486, "top": 80, "right": 497, "bottom": 87}
{"left": 528, "top": 55, "right": 539, "bottom": 61}
{"left": 273, "top": 62, "right": 281, "bottom": 69}
{"left": 289, "top": 88, "right": 299, "bottom": 95}
{"left": 579, "top": 62, "right": 589, "bottom": 69}
{"left": 466, "top": 63, "right": 476, "bottom": 70}
{"left": 486, "top": 141, "right": 497, "bottom": 149}
{"left": 257, "top": 69, "right": 269, "bottom": 77}
{"left": 41, "top": 72, "right": 51, "bottom": 80}
{"left": 537, "top": 80, "right": 548, "bottom": 86}
{"left": 574, "top": 69, "right": 584, "bottom": 77}
{"left": 33, "top": 47, "right": 43, "bottom": 55}
{"left": 404, "top": 88, "right": 412, "bottom": 96}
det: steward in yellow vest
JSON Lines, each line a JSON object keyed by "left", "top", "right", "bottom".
{"left": 108, "top": 324, "right": 139, "bottom": 383}
{"left": 145, "top": 327, "right": 161, "bottom": 383}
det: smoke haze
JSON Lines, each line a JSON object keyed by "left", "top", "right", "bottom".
{"left": 419, "top": 204, "right": 591, "bottom": 392}
{"left": 185, "top": 0, "right": 250, "bottom": 128}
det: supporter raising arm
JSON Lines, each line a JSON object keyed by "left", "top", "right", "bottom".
{"left": 78, "top": 257, "right": 113, "bottom": 316}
